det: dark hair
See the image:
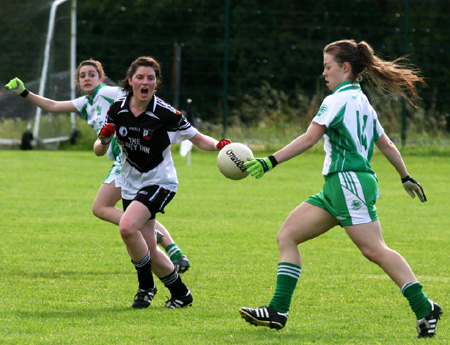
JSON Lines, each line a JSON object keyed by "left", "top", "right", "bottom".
{"left": 119, "top": 56, "right": 162, "bottom": 93}
{"left": 324, "top": 39, "right": 425, "bottom": 106}
{"left": 75, "top": 59, "right": 106, "bottom": 88}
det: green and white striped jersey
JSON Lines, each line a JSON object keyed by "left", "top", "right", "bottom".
{"left": 72, "top": 84, "right": 124, "bottom": 134}
{"left": 72, "top": 84, "right": 124, "bottom": 162}
{"left": 313, "top": 81, "right": 385, "bottom": 176}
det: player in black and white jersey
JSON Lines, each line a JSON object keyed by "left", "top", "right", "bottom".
{"left": 6, "top": 60, "right": 191, "bottom": 273}
{"left": 95, "top": 56, "right": 230, "bottom": 309}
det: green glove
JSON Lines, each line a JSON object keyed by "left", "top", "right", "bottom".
{"left": 5, "top": 77, "right": 28, "bottom": 97}
{"left": 243, "top": 155, "right": 278, "bottom": 179}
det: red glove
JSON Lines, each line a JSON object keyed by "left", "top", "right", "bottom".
{"left": 216, "top": 139, "right": 231, "bottom": 150}
{"left": 99, "top": 124, "right": 115, "bottom": 145}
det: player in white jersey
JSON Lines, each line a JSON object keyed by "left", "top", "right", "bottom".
{"left": 94, "top": 56, "right": 230, "bottom": 309}
{"left": 239, "top": 40, "right": 442, "bottom": 338}
{"left": 5, "top": 59, "right": 190, "bottom": 272}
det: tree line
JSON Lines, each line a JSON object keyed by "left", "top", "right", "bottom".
{"left": 1, "top": 0, "right": 449, "bottom": 131}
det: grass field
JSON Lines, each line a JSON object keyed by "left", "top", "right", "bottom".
{"left": 0, "top": 149, "right": 448, "bottom": 345}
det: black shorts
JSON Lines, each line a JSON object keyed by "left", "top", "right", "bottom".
{"left": 122, "top": 185, "right": 176, "bottom": 220}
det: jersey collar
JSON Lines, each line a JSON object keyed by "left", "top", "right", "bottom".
{"left": 86, "top": 84, "right": 106, "bottom": 105}
{"left": 125, "top": 93, "right": 157, "bottom": 114}
{"left": 332, "top": 80, "right": 361, "bottom": 94}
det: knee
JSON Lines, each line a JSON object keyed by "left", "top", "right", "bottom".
{"left": 119, "top": 221, "right": 136, "bottom": 241}
{"left": 92, "top": 204, "right": 102, "bottom": 219}
{"left": 92, "top": 199, "right": 108, "bottom": 220}
{"left": 359, "top": 246, "right": 385, "bottom": 264}
{"left": 276, "top": 227, "right": 296, "bottom": 248}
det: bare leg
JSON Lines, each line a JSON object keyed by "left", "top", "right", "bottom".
{"left": 141, "top": 223, "right": 175, "bottom": 277}
{"left": 239, "top": 203, "right": 338, "bottom": 328}
{"left": 92, "top": 181, "right": 122, "bottom": 225}
{"left": 154, "top": 221, "right": 176, "bottom": 248}
{"left": 92, "top": 182, "right": 178, "bottom": 250}
{"left": 118, "top": 201, "right": 152, "bottom": 262}
{"left": 277, "top": 202, "right": 339, "bottom": 265}
{"left": 345, "top": 220, "right": 417, "bottom": 288}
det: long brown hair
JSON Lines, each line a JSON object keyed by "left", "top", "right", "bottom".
{"left": 324, "top": 39, "right": 425, "bottom": 106}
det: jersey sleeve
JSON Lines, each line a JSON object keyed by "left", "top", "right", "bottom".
{"left": 167, "top": 111, "right": 198, "bottom": 144}
{"left": 72, "top": 96, "right": 88, "bottom": 119}
{"left": 100, "top": 86, "right": 126, "bottom": 102}
{"left": 373, "top": 112, "right": 385, "bottom": 141}
{"left": 104, "top": 101, "right": 119, "bottom": 127}
{"left": 312, "top": 95, "right": 345, "bottom": 128}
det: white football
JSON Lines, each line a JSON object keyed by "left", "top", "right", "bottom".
{"left": 217, "top": 143, "right": 253, "bottom": 180}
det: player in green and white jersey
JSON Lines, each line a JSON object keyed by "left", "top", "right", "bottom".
{"left": 5, "top": 59, "right": 190, "bottom": 273}
{"left": 239, "top": 40, "right": 442, "bottom": 338}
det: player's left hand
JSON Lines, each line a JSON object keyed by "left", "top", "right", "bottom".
{"left": 402, "top": 175, "right": 427, "bottom": 202}
{"left": 244, "top": 156, "right": 277, "bottom": 179}
{"left": 5, "top": 77, "right": 26, "bottom": 95}
{"left": 216, "top": 139, "right": 231, "bottom": 150}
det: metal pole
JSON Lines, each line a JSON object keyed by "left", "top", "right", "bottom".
{"left": 222, "top": 0, "right": 230, "bottom": 138}
{"left": 70, "top": 0, "right": 77, "bottom": 130}
{"left": 173, "top": 43, "right": 182, "bottom": 109}
{"left": 401, "top": 0, "right": 410, "bottom": 146}
{"left": 33, "top": 0, "right": 69, "bottom": 140}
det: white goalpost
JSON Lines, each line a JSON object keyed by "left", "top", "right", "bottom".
{"left": 32, "top": 0, "right": 77, "bottom": 147}
{"left": 0, "top": 0, "right": 77, "bottom": 149}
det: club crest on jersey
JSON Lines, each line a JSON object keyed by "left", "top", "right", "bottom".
{"left": 119, "top": 126, "right": 128, "bottom": 137}
{"left": 143, "top": 129, "right": 153, "bottom": 140}
{"left": 351, "top": 200, "right": 362, "bottom": 210}
{"left": 316, "top": 104, "right": 328, "bottom": 117}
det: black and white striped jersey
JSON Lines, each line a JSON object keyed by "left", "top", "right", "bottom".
{"left": 105, "top": 94, "right": 198, "bottom": 199}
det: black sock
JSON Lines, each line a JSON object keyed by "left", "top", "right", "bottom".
{"left": 159, "top": 269, "right": 188, "bottom": 297}
{"left": 132, "top": 252, "right": 155, "bottom": 290}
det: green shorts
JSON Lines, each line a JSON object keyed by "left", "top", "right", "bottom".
{"left": 306, "top": 171, "right": 379, "bottom": 226}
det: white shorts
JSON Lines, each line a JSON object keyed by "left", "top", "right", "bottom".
{"left": 104, "top": 161, "right": 122, "bottom": 188}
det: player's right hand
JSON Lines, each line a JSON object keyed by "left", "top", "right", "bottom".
{"left": 98, "top": 124, "right": 115, "bottom": 145}
{"left": 402, "top": 175, "right": 427, "bottom": 202}
{"left": 244, "top": 156, "right": 274, "bottom": 179}
{"left": 216, "top": 138, "right": 231, "bottom": 150}
{"left": 5, "top": 77, "right": 26, "bottom": 95}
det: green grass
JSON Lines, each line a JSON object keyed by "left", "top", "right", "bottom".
{"left": 0, "top": 149, "right": 448, "bottom": 344}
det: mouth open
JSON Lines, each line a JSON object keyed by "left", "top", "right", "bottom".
{"left": 141, "top": 87, "right": 149, "bottom": 96}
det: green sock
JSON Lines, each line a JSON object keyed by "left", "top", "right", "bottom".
{"left": 402, "top": 281, "right": 431, "bottom": 319}
{"left": 269, "top": 262, "right": 301, "bottom": 313}
{"left": 165, "top": 243, "right": 183, "bottom": 261}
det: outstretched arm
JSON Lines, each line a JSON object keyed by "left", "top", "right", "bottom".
{"left": 5, "top": 77, "right": 77, "bottom": 113}
{"left": 189, "top": 132, "right": 230, "bottom": 151}
{"left": 273, "top": 122, "right": 326, "bottom": 163}
{"left": 244, "top": 122, "right": 326, "bottom": 179}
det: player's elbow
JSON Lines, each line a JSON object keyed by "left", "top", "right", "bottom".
{"left": 301, "top": 136, "right": 318, "bottom": 152}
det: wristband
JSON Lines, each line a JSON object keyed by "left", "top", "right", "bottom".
{"left": 20, "top": 89, "right": 29, "bottom": 98}
{"left": 401, "top": 175, "right": 411, "bottom": 183}
{"left": 268, "top": 155, "right": 278, "bottom": 168}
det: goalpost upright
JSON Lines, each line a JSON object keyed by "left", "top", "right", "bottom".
{"left": 32, "top": 0, "right": 77, "bottom": 146}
